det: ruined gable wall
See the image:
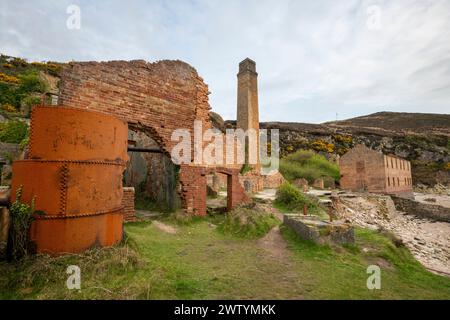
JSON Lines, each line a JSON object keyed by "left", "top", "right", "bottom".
{"left": 59, "top": 59, "right": 212, "bottom": 156}
{"left": 339, "top": 145, "right": 385, "bottom": 192}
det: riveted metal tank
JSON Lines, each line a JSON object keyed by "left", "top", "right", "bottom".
{"left": 11, "top": 106, "right": 128, "bottom": 254}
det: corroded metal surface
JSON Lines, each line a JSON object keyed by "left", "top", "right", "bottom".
{"left": 11, "top": 106, "right": 128, "bottom": 254}
{"left": 11, "top": 160, "right": 124, "bottom": 216}
{"left": 29, "top": 210, "right": 123, "bottom": 254}
{"left": 29, "top": 106, "right": 128, "bottom": 162}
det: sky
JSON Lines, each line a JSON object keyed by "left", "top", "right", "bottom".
{"left": 1, "top": 0, "right": 449, "bottom": 123}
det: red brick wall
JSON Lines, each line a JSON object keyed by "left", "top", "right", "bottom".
{"left": 122, "top": 187, "right": 136, "bottom": 222}
{"left": 59, "top": 60, "right": 212, "bottom": 155}
{"left": 58, "top": 60, "right": 249, "bottom": 216}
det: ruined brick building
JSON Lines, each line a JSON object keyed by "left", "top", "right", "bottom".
{"left": 339, "top": 144, "right": 413, "bottom": 197}
{"left": 58, "top": 59, "right": 254, "bottom": 216}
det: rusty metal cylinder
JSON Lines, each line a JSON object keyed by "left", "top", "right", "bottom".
{"left": 11, "top": 106, "right": 128, "bottom": 254}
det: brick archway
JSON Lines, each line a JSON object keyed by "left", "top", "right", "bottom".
{"left": 207, "top": 167, "right": 250, "bottom": 213}
{"left": 180, "top": 166, "right": 249, "bottom": 216}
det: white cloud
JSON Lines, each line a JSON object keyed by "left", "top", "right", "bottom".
{"left": 1, "top": 0, "right": 449, "bottom": 123}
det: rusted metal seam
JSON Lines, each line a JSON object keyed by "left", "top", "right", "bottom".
{"left": 59, "top": 163, "right": 69, "bottom": 215}
{"left": 35, "top": 206, "right": 124, "bottom": 220}
{"left": 17, "top": 159, "right": 126, "bottom": 166}
{"left": 31, "top": 105, "right": 128, "bottom": 126}
{"left": 29, "top": 107, "right": 36, "bottom": 156}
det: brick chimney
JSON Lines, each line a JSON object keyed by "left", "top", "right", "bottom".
{"left": 237, "top": 58, "right": 260, "bottom": 169}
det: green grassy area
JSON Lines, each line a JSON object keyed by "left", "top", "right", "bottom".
{"left": 1, "top": 215, "right": 449, "bottom": 300}
{"left": 279, "top": 150, "right": 339, "bottom": 185}
{"left": 280, "top": 226, "right": 450, "bottom": 299}
{"left": 274, "top": 182, "right": 328, "bottom": 218}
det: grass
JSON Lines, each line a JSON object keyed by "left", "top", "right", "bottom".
{"left": 1, "top": 215, "right": 449, "bottom": 299}
{"left": 280, "top": 226, "right": 450, "bottom": 299}
{"left": 217, "top": 205, "right": 280, "bottom": 239}
{"left": 279, "top": 149, "right": 340, "bottom": 184}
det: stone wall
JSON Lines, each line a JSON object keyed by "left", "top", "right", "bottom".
{"left": 283, "top": 214, "right": 355, "bottom": 245}
{"left": 391, "top": 196, "right": 450, "bottom": 223}
{"left": 122, "top": 187, "right": 136, "bottom": 222}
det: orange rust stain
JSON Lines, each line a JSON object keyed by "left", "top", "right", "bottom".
{"left": 29, "top": 106, "right": 128, "bottom": 162}
{"left": 11, "top": 106, "right": 128, "bottom": 255}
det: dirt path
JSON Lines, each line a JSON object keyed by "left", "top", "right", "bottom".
{"left": 257, "top": 207, "right": 291, "bottom": 262}
{"left": 152, "top": 221, "right": 177, "bottom": 234}
{"left": 258, "top": 225, "right": 290, "bottom": 260}
{"left": 256, "top": 208, "right": 304, "bottom": 299}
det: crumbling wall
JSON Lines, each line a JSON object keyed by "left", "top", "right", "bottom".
{"left": 59, "top": 60, "right": 244, "bottom": 215}
{"left": 122, "top": 187, "right": 136, "bottom": 222}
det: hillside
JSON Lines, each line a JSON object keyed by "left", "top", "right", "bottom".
{"left": 223, "top": 112, "right": 450, "bottom": 186}
{"left": 327, "top": 112, "right": 450, "bottom": 136}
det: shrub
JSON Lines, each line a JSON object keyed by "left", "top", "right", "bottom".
{"left": 0, "top": 120, "right": 29, "bottom": 143}
{"left": 279, "top": 150, "right": 340, "bottom": 183}
{"left": 1, "top": 103, "right": 17, "bottom": 113}
{"left": 21, "top": 95, "right": 41, "bottom": 109}
{"left": 19, "top": 135, "right": 29, "bottom": 149}
{"left": 332, "top": 134, "right": 353, "bottom": 145}
{"left": 45, "top": 62, "right": 63, "bottom": 76}
{"left": 11, "top": 57, "right": 27, "bottom": 67}
{"left": 0, "top": 72, "right": 20, "bottom": 84}
{"left": 310, "top": 139, "right": 335, "bottom": 153}
{"left": 275, "top": 182, "right": 321, "bottom": 214}
{"left": 9, "top": 187, "right": 36, "bottom": 260}
{"left": 0, "top": 70, "right": 48, "bottom": 110}
{"left": 17, "top": 71, "right": 48, "bottom": 94}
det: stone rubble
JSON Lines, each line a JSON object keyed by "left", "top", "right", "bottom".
{"left": 336, "top": 194, "right": 450, "bottom": 276}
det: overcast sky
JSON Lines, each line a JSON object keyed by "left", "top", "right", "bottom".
{"left": 1, "top": 0, "right": 449, "bottom": 123}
